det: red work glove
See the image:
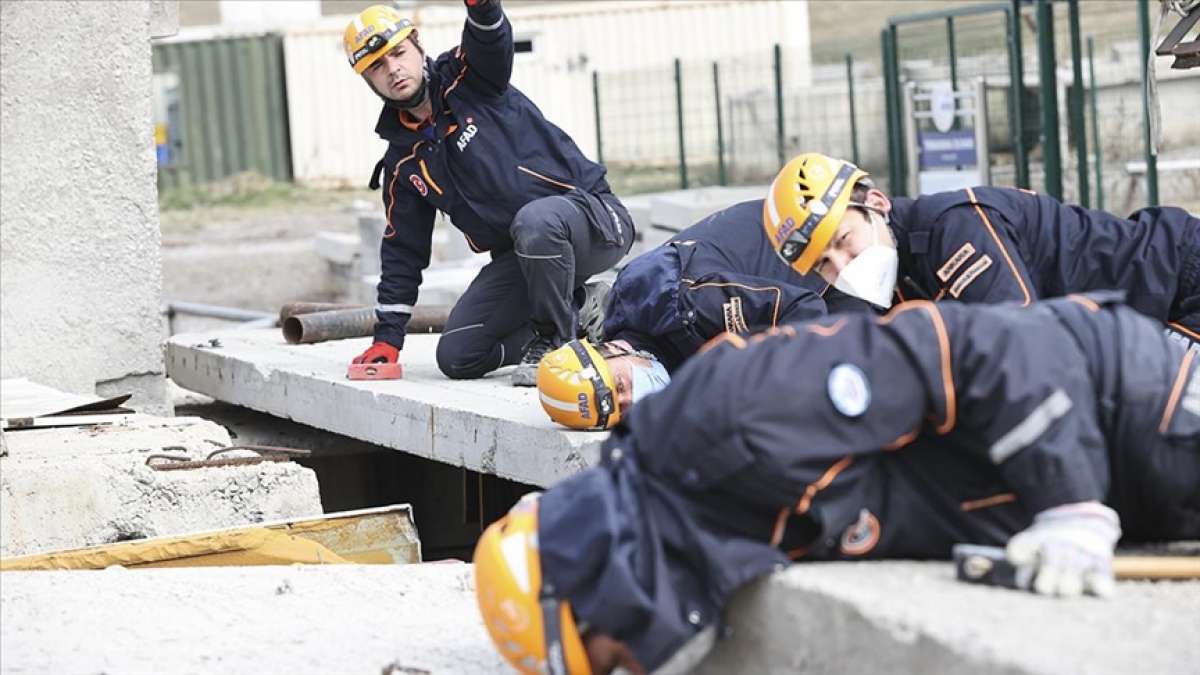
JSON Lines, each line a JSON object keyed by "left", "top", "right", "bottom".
{"left": 352, "top": 341, "right": 400, "bottom": 365}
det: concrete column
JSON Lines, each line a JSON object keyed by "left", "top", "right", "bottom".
{"left": 1, "top": 1, "right": 170, "bottom": 414}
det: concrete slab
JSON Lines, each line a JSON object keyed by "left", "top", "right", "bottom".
{"left": 1, "top": 415, "right": 323, "bottom": 557}
{"left": 3, "top": 560, "right": 1192, "bottom": 675}
{"left": 166, "top": 329, "right": 605, "bottom": 487}
{"left": 700, "top": 561, "right": 1200, "bottom": 675}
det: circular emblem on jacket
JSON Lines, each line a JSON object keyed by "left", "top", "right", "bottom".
{"left": 827, "top": 362, "right": 870, "bottom": 418}
{"left": 409, "top": 173, "right": 428, "bottom": 196}
{"left": 840, "top": 508, "right": 881, "bottom": 556}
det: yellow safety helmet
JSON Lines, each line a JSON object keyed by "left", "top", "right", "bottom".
{"left": 474, "top": 494, "right": 591, "bottom": 675}
{"left": 763, "top": 153, "right": 869, "bottom": 274}
{"left": 344, "top": 5, "right": 417, "bottom": 75}
{"left": 537, "top": 340, "right": 620, "bottom": 430}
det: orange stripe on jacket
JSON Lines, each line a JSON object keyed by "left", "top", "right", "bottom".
{"left": 965, "top": 187, "right": 1032, "bottom": 305}
{"left": 1168, "top": 322, "right": 1200, "bottom": 343}
{"left": 880, "top": 301, "right": 957, "bottom": 434}
{"left": 1159, "top": 349, "right": 1196, "bottom": 433}
{"left": 795, "top": 455, "right": 855, "bottom": 515}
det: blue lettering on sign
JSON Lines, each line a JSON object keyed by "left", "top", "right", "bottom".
{"left": 918, "top": 130, "right": 977, "bottom": 170}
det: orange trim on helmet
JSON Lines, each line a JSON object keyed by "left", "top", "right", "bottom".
{"left": 1159, "top": 349, "right": 1196, "bottom": 434}
{"left": 965, "top": 187, "right": 1031, "bottom": 306}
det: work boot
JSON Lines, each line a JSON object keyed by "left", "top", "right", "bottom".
{"left": 511, "top": 333, "right": 557, "bottom": 387}
{"left": 576, "top": 280, "right": 611, "bottom": 345}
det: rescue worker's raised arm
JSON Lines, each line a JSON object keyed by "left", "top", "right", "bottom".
{"left": 925, "top": 195, "right": 1037, "bottom": 306}
{"left": 456, "top": 0, "right": 513, "bottom": 96}
{"left": 373, "top": 164, "right": 437, "bottom": 350}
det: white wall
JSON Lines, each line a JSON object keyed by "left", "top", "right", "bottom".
{"left": 281, "top": 0, "right": 813, "bottom": 185}
{"left": 1, "top": 0, "right": 171, "bottom": 414}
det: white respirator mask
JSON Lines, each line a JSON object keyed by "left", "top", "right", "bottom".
{"left": 832, "top": 207, "right": 898, "bottom": 309}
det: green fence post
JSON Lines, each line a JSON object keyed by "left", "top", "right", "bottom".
{"left": 1008, "top": 1, "right": 1029, "bottom": 189}
{"left": 882, "top": 28, "right": 900, "bottom": 195}
{"left": 773, "top": 43, "right": 785, "bottom": 168}
{"left": 713, "top": 62, "right": 727, "bottom": 186}
{"left": 1137, "top": 0, "right": 1159, "bottom": 206}
{"left": 674, "top": 58, "right": 688, "bottom": 189}
{"left": 1088, "top": 36, "right": 1104, "bottom": 210}
{"left": 1067, "top": 0, "right": 1089, "bottom": 206}
{"left": 846, "top": 53, "right": 860, "bottom": 166}
{"left": 592, "top": 71, "right": 603, "bottom": 166}
{"left": 1036, "top": 0, "right": 1062, "bottom": 199}
{"left": 947, "top": 16, "right": 958, "bottom": 95}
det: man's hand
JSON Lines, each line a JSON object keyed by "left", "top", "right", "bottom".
{"left": 1006, "top": 501, "right": 1121, "bottom": 598}
{"left": 352, "top": 341, "right": 400, "bottom": 365}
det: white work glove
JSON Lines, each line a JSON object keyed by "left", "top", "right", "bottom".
{"left": 1005, "top": 501, "right": 1121, "bottom": 598}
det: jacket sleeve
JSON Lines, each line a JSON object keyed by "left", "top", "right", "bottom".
{"left": 924, "top": 203, "right": 1038, "bottom": 306}
{"left": 681, "top": 273, "right": 827, "bottom": 338}
{"left": 456, "top": 0, "right": 513, "bottom": 96}
{"left": 945, "top": 306, "right": 1108, "bottom": 513}
{"left": 374, "top": 157, "right": 436, "bottom": 349}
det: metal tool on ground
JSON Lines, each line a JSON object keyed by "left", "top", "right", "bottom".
{"left": 278, "top": 301, "right": 363, "bottom": 324}
{"left": 145, "top": 444, "right": 311, "bottom": 471}
{"left": 953, "top": 543, "right": 1200, "bottom": 589}
{"left": 281, "top": 305, "right": 451, "bottom": 345}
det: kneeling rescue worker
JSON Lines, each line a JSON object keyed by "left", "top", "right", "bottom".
{"left": 344, "top": 1, "right": 633, "bottom": 386}
{"left": 762, "top": 153, "right": 1200, "bottom": 346}
{"left": 475, "top": 293, "right": 1200, "bottom": 674}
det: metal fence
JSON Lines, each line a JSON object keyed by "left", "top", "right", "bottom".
{"left": 152, "top": 34, "right": 293, "bottom": 190}
{"left": 594, "top": 1, "right": 1200, "bottom": 212}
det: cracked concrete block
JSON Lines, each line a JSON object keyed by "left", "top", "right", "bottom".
{"left": 1, "top": 415, "right": 322, "bottom": 557}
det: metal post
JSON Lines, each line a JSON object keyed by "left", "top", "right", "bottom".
{"left": 1036, "top": 0, "right": 1062, "bottom": 199}
{"left": 1088, "top": 35, "right": 1105, "bottom": 210}
{"left": 882, "top": 29, "right": 899, "bottom": 189}
{"left": 592, "top": 71, "right": 603, "bottom": 165}
{"left": 674, "top": 58, "right": 688, "bottom": 189}
{"left": 713, "top": 62, "right": 727, "bottom": 186}
{"left": 1137, "top": 0, "right": 1159, "bottom": 206}
{"left": 846, "top": 53, "right": 860, "bottom": 166}
{"left": 887, "top": 25, "right": 907, "bottom": 196}
{"left": 773, "top": 43, "right": 786, "bottom": 168}
{"left": 1067, "top": 0, "right": 1089, "bottom": 206}
{"left": 1008, "top": 1, "right": 1029, "bottom": 188}
{"left": 947, "top": 16, "right": 959, "bottom": 95}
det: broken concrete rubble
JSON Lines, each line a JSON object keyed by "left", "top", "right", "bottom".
{"left": 0, "top": 414, "right": 323, "bottom": 557}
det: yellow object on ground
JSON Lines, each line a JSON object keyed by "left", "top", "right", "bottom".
{"left": 1, "top": 504, "right": 420, "bottom": 570}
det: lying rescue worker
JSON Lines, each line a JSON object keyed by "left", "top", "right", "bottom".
{"left": 536, "top": 199, "right": 872, "bottom": 430}
{"left": 602, "top": 198, "right": 864, "bottom": 374}
{"left": 475, "top": 292, "right": 1200, "bottom": 674}
{"left": 344, "top": 2, "right": 633, "bottom": 386}
{"left": 762, "top": 152, "right": 1200, "bottom": 345}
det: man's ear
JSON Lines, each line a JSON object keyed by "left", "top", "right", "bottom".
{"left": 866, "top": 188, "right": 892, "bottom": 215}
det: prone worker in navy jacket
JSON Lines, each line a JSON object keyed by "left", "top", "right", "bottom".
{"left": 343, "top": 2, "right": 633, "bottom": 385}
{"left": 762, "top": 153, "right": 1200, "bottom": 348}
{"left": 474, "top": 293, "right": 1199, "bottom": 675}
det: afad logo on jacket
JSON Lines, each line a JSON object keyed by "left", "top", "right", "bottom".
{"left": 457, "top": 116, "right": 478, "bottom": 152}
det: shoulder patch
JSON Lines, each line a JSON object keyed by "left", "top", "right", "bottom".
{"left": 949, "top": 254, "right": 993, "bottom": 298}
{"left": 840, "top": 508, "right": 881, "bottom": 556}
{"left": 936, "top": 242, "right": 977, "bottom": 282}
{"left": 827, "top": 363, "right": 870, "bottom": 418}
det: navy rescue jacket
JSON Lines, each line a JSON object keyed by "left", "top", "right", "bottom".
{"left": 603, "top": 199, "right": 864, "bottom": 371}
{"left": 538, "top": 295, "right": 1199, "bottom": 671}
{"left": 370, "top": 2, "right": 625, "bottom": 347}
{"left": 888, "top": 186, "right": 1200, "bottom": 335}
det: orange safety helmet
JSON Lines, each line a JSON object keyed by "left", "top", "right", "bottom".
{"left": 474, "top": 494, "right": 592, "bottom": 675}
{"left": 763, "top": 152, "right": 869, "bottom": 275}
{"left": 537, "top": 340, "right": 620, "bottom": 430}
{"left": 343, "top": 5, "right": 417, "bottom": 74}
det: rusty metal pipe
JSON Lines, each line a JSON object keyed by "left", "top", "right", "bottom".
{"left": 279, "top": 302, "right": 364, "bottom": 324}
{"left": 282, "top": 305, "right": 451, "bottom": 344}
